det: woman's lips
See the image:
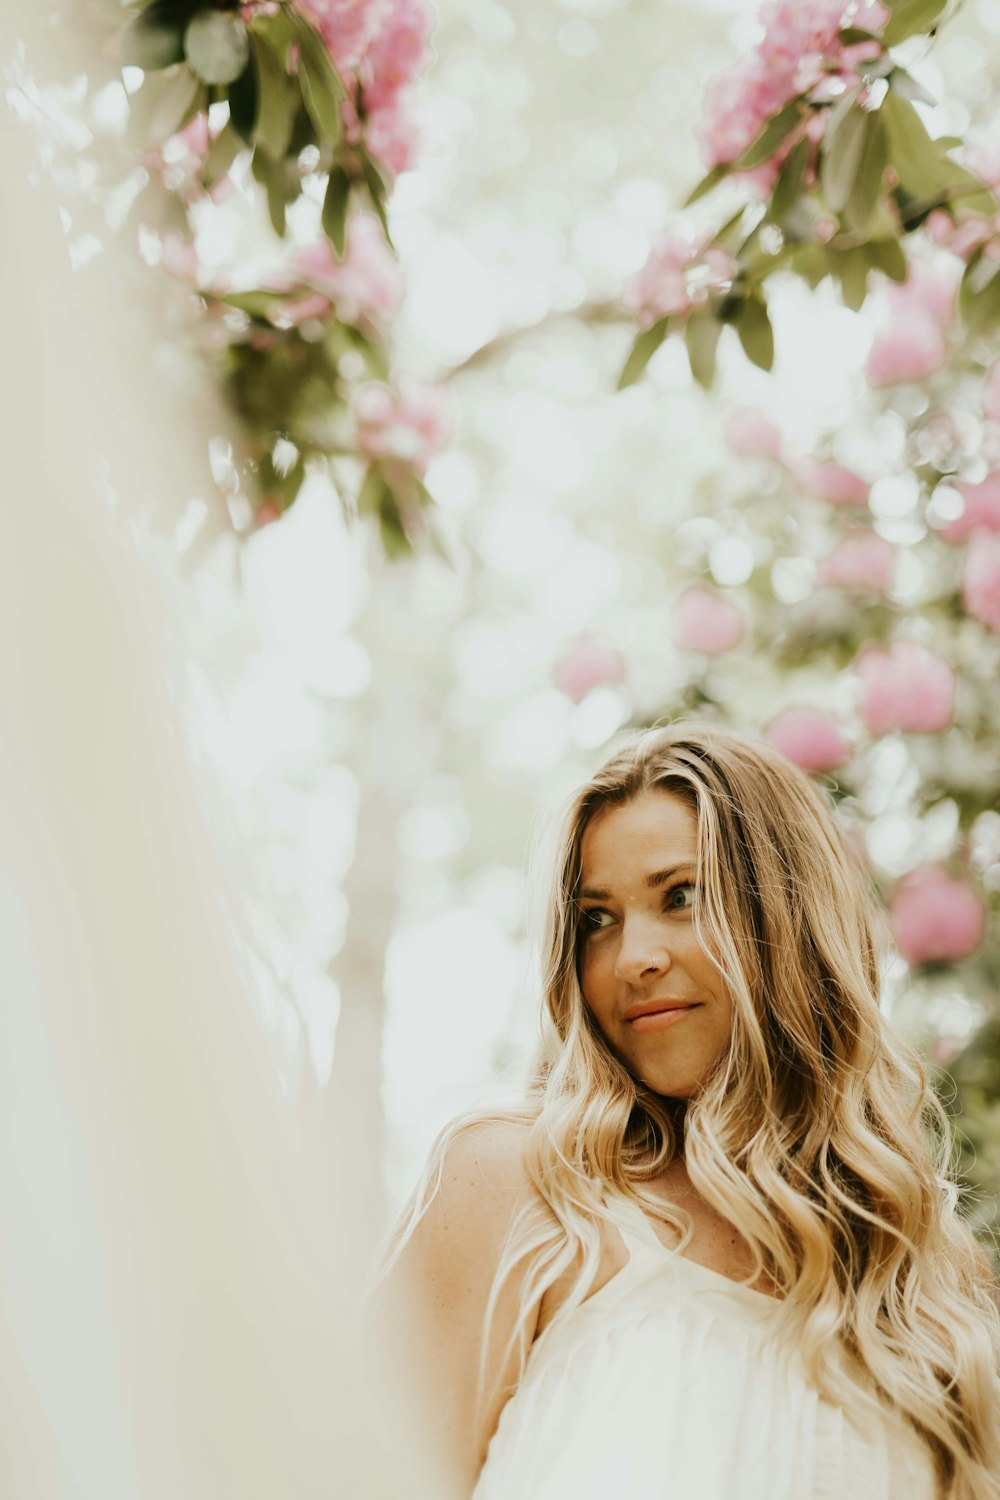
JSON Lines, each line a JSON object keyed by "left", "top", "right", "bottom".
{"left": 627, "top": 1004, "right": 701, "bottom": 1033}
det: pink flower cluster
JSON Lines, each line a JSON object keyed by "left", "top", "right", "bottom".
{"left": 354, "top": 378, "right": 451, "bottom": 474}
{"left": 288, "top": 215, "right": 403, "bottom": 331}
{"left": 243, "top": 0, "right": 433, "bottom": 176}
{"left": 697, "top": 0, "right": 888, "bottom": 191}
{"left": 866, "top": 262, "right": 957, "bottom": 388}
{"left": 818, "top": 528, "right": 895, "bottom": 592}
{"left": 300, "top": 0, "right": 434, "bottom": 175}
{"left": 890, "top": 863, "right": 985, "bottom": 966}
{"left": 794, "top": 457, "right": 869, "bottom": 505}
{"left": 764, "top": 706, "right": 852, "bottom": 772}
{"left": 939, "top": 471, "right": 1000, "bottom": 544}
{"left": 672, "top": 585, "right": 745, "bottom": 654}
{"left": 553, "top": 638, "right": 625, "bottom": 703}
{"left": 724, "top": 408, "right": 784, "bottom": 461}
{"left": 295, "top": 0, "right": 387, "bottom": 72}
{"left": 935, "top": 473, "right": 1000, "bottom": 632}
{"left": 853, "top": 639, "right": 954, "bottom": 735}
{"left": 963, "top": 531, "right": 1000, "bottom": 632}
{"left": 625, "top": 231, "right": 734, "bottom": 330}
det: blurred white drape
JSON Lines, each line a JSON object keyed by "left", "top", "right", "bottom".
{"left": 0, "top": 21, "right": 418, "bottom": 1499}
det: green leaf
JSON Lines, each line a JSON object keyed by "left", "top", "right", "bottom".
{"left": 883, "top": 0, "right": 948, "bottom": 47}
{"left": 960, "top": 251, "right": 1000, "bottom": 336}
{"left": 835, "top": 246, "right": 871, "bottom": 310}
{"left": 735, "top": 96, "right": 807, "bottom": 171}
{"left": 734, "top": 297, "right": 774, "bottom": 370}
{"left": 360, "top": 152, "right": 394, "bottom": 248}
{"left": 824, "top": 79, "right": 863, "bottom": 145}
{"left": 845, "top": 111, "right": 888, "bottom": 231}
{"left": 290, "top": 11, "right": 345, "bottom": 143}
{"left": 253, "top": 8, "right": 295, "bottom": 64}
{"left": 935, "top": 164, "right": 999, "bottom": 219}
{"left": 227, "top": 59, "right": 257, "bottom": 144}
{"left": 789, "top": 243, "right": 834, "bottom": 289}
{"left": 322, "top": 166, "right": 352, "bottom": 258}
{"left": 120, "top": 7, "right": 188, "bottom": 70}
{"left": 184, "top": 11, "right": 250, "bottom": 86}
{"left": 839, "top": 26, "right": 881, "bottom": 43}
{"left": 770, "top": 135, "right": 809, "bottom": 222}
{"left": 683, "top": 163, "right": 730, "bottom": 207}
{"left": 869, "top": 238, "right": 907, "bottom": 282}
{"left": 684, "top": 311, "right": 722, "bottom": 388}
{"left": 356, "top": 462, "right": 388, "bottom": 516}
{"left": 617, "top": 317, "right": 671, "bottom": 390}
{"left": 215, "top": 289, "right": 283, "bottom": 320}
{"left": 882, "top": 88, "right": 953, "bottom": 200}
{"left": 251, "top": 148, "right": 295, "bottom": 238}
{"left": 707, "top": 207, "right": 747, "bottom": 253}
{"left": 821, "top": 99, "right": 871, "bottom": 213}
{"left": 126, "top": 64, "right": 203, "bottom": 146}
{"left": 287, "top": 102, "right": 318, "bottom": 157}
{"left": 202, "top": 121, "right": 243, "bottom": 187}
{"left": 250, "top": 29, "right": 294, "bottom": 159}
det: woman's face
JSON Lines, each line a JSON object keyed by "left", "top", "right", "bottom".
{"left": 576, "top": 789, "right": 734, "bottom": 1100}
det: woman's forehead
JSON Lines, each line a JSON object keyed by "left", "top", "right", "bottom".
{"left": 579, "top": 791, "right": 699, "bottom": 873}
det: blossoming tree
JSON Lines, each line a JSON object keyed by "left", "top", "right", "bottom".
{"left": 620, "top": 0, "right": 999, "bottom": 389}
{"left": 120, "top": 0, "right": 449, "bottom": 549}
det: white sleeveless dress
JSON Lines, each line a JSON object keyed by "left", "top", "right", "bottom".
{"left": 472, "top": 1189, "right": 939, "bottom": 1500}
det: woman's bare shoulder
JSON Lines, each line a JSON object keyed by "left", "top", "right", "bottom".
{"left": 418, "top": 1115, "right": 538, "bottom": 1238}
{"left": 377, "top": 1114, "right": 543, "bottom": 1354}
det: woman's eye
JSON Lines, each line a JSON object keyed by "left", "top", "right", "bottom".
{"left": 666, "top": 882, "right": 697, "bottom": 910}
{"left": 580, "top": 907, "right": 613, "bottom": 932}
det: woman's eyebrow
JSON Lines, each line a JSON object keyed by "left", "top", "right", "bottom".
{"left": 578, "top": 861, "right": 696, "bottom": 901}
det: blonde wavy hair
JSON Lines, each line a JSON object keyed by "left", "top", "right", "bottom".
{"left": 383, "top": 719, "right": 1000, "bottom": 1498}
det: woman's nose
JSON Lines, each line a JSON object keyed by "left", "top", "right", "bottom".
{"left": 614, "top": 915, "right": 672, "bottom": 983}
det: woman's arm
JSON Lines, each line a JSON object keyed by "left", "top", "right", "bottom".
{"left": 366, "top": 1119, "right": 542, "bottom": 1499}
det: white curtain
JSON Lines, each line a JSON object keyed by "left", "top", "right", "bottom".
{"left": 0, "top": 22, "right": 419, "bottom": 1498}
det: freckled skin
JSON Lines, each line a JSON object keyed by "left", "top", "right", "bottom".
{"left": 577, "top": 791, "right": 734, "bottom": 1100}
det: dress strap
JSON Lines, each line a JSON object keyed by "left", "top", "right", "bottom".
{"left": 600, "top": 1187, "right": 673, "bottom": 1262}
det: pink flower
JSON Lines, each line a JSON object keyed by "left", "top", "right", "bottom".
{"left": 297, "top": 0, "right": 387, "bottom": 72}
{"left": 625, "top": 233, "right": 734, "bottom": 328}
{"left": 294, "top": 215, "right": 403, "bottom": 330}
{"left": 854, "top": 639, "right": 954, "bottom": 735}
{"left": 866, "top": 316, "right": 947, "bottom": 386}
{"left": 255, "top": 496, "right": 283, "bottom": 528}
{"left": 794, "top": 458, "right": 870, "bottom": 506}
{"left": 984, "top": 363, "right": 1000, "bottom": 426}
{"left": 764, "top": 706, "right": 852, "bottom": 772}
{"left": 275, "top": 290, "right": 332, "bottom": 325}
{"left": 964, "top": 137, "right": 1000, "bottom": 191}
{"left": 160, "top": 231, "right": 199, "bottom": 281}
{"left": 672, "top": 585, "right": 745, "bottom": 654}
{"left": 890, "top": 864, "right": 986, "bottom": 966}
{"left": 174, "top": 113, "right": 210, "bottom": 158}
{"left": 725, "top": 408, "right": 783, "bottom": 460}
{"left": 866, "top": 264, "right": 957, "bottom": 387}
{"left": 553, "top": 638, "right": 625, "bottom": 703}
{"left": 886, "top": 263, "right": 958, "bottom": 327}
{"left": 349, "top": 0, "right": 433, "bottom": 175}
{"left": 696, "top": 0, "right": 889, "bottom": 187}
{"left": 940, "top": 473, "right": 1000, "bottom": 542}
{"left": 962, "top": 530, "right": 1000, "bottom": 631}
{"left": 818, "top": 529, "right": 895, "bottom": 592}
{"left": 354, "top": 378, "right": 451, "bottom": 473}
{"left": 295, "top": 0, "right": 432, "bottom": 177}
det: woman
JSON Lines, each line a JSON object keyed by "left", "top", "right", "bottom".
{"left": 369, "top": 722, "right": 1000, "bottom": 1500}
